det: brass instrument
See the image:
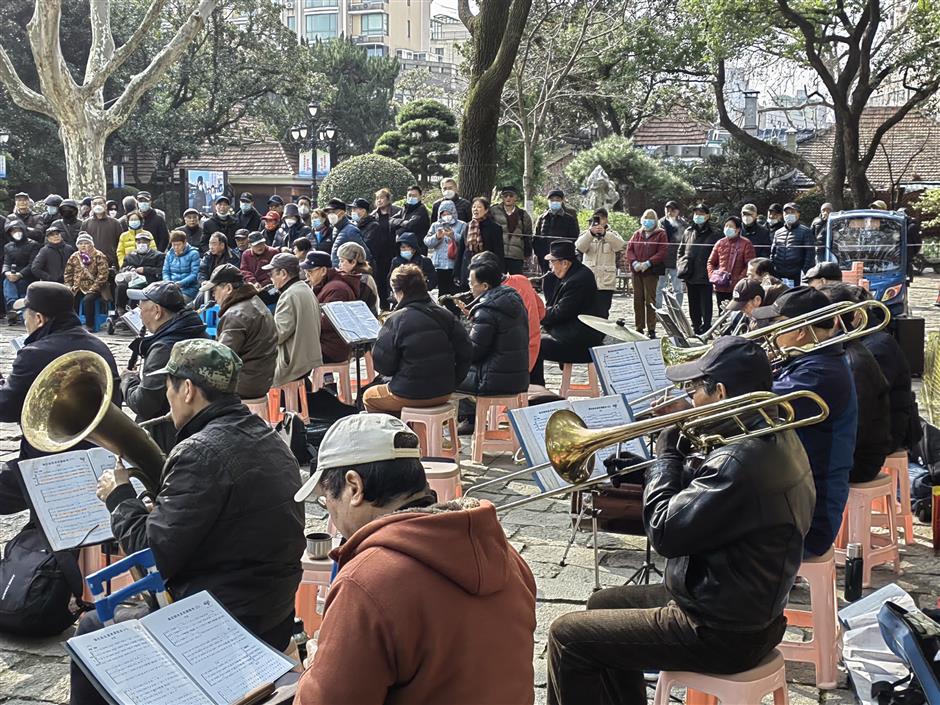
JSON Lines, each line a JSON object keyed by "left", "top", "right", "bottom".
{"left": 21, "top": 350, "right": 167, "bottom": 496}
{"left": 437, "top": 290, "right": 473, "bottom": 305}
{"left": 661, "top": 299, "right": 891, "bottom": 367}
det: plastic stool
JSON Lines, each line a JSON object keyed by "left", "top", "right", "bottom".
{"left": 424, "top": 458, "right": 462, "bottom": 502}
{"left": 243, "top": 396, "right": 270, "bottom": 424}
{"left": 559, "top": 362, "right": 600, "bottom": 398}
{"left": 350, "top": 351, "right": 376, "bottom": 394}
{"left": 311, "top": 362, "right": 353, "bottom": 405}
{"left": 835, "top": 473, "right": 901, "bottom": 587}
{"left": 77, "top": 295, "right": 110, "bottom": 333}
{"left": 200, "top": 304, "right": 220, "bottom": 338}
{"left": 780, "top": 548, "right": 841, "bottom": 689}
{"left": 85, "top": 548, "right": 171, "bottom": 624}
{"left": 654, "top": 648, "right": 789, "bottom": 705}
{"left": 267, "top": 379, "right": 309, "bottom": 424}
{"left": 471, "top": 393, "right": 527, "bottom": 464}
{"left": 882, "top": 451, "right": 915, "bottom": 546}
{"left": 295, "top": 552, "right": 333, "bottom": 634}
{"left": 401, "top": 402, "right": 459, "bottom": 462}
{"left": 78, "top": 544, "right": 133, "bottom": 602}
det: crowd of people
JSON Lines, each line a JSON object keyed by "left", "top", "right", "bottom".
{"left": 0, "top": 181, "right": 923, "bottom": 705}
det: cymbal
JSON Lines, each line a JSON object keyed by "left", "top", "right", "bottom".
{"left": 578, "top": 315, "right": 649, "bottom": 343}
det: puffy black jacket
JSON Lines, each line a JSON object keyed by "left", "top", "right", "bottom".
{"left": 770, "top": 223, "right": 815, "bottom": 280}
{"left": 359, "top": 215, "right": 387, "bottom": 267}
{"left": 743, "top": 222, "right": 771, "bottom": 259}
{"left": 391, "top": 202, "right": 431, "bottom": 251}
{"left": 141, "top": 210, "right": 170, "bottom": 252}
{"left": 58, "top": 200, "right": 83, "bottom": 245}
{"left": 647, "top": 425, "right": 815, "bottom": 630}
{"left": 182, "top": 224, "right": 206, "bottom": 253}
{"left": 372, "top": 293, "right": 472, "bottom": 400}
{"left": 844, "top": 341, "right": 892, "bottom": 482}
{"left": 106, "top": 398, "right": 304, "bottom": 636}
{"left": 863, "top": 329, "right": 916, "bottom": 451}
{"left": 541, "top": 259, "right": 603, "bottom": 346}
{"left": 198, "top": 247, "right": 240, "bottom": 283}
{"left": 121, "top": 248, "right": 165, "bottom": 283}
{"left": 3, "top": 237, "right": 40, "bottom": 281}
{"left": 236, "top": 207, "right": 262, "bottom": 233}
{"left": 533, "top": 208, "right": 580, "bottom": 261}
{"left": 29, "top": 241, "right": 76, "bottom": 283}
{"left": 202, "top": 212, "right": 239, "bottom": 243}
{"left": 121, "top": 310, "right": 208, "bottom": 453}
{"left": 677, "top": 222, "right": 719, "bottom": 284}
{"left": 458, "top": 285, "right": 529, "bottom": 396}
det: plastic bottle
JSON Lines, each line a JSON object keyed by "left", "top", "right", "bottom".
{"left": 844, "top": 542, "right": 863, "bottom": 602}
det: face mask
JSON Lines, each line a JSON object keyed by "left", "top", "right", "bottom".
{"left": 784, "top": 214, "right": 798, "bottom": 225}
{"left": 642, "top": 218, "right": 655, "bottom": 230}
{"left": 46, "top": 206, "right": 58, "bottom": 216}
{"left": 136, "top": 243, "right": 150, "bottom": 253}
{"left": 312, "top": 218, "right": 322, "bottom": 229}
{"left": 742, "top": 215, "right": 754, "bottom": 225}
{"left": 299, "top": 206, "right": 310, "bottom": 216}
{"left": 108, "top": 210, "right": 118, "bottom": 218}
{"left": 240, "top": 202, "right": 251, "bottom": 212}
{"left": 139, "top": 202, "right": 151, "bottom": 212}
{"left": 284, "top": 218, "right": 297, "bottom": 227}
{"left": 549, "top": 201, "right": 562, "bottom": 212}
{"left": 327, "top": 213, "right": 339, "bottom": 226}
{"left": 11, "top": 231, "right": 23, "bottom": 241}
{"left": 441, "top": 214, "right": 454, "bottom": 224}
{"left": 443, "top": 189, "right": 456, "bottom": 200}
{"left": 400, "top": 250, "right": 414, "bottom": 261}
{"left": 406, "top": 197, "right": 419, "bottom": 206}
{"left": 724, "top": 227, "right": 738, "bottom": 238}
{"left": 350, "top": 213, "right": 361, "bottom": 223}
{"left": 129, "top": 219, "right": 141, "bottom": 230}
{"left": 693, "top": 214, "right": 707, "bottom": 225}
{"left": 93, "top": 205, "right": 105, "bottom": 215}
{"left": 767, "top": 217, "right": 779, "bottom": 226}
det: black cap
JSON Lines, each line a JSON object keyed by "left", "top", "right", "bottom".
{"left": 300, "top": 250, "right": 333, "bottom": 270}
{"left": 199, "top": 263, "right": 243, "bottom": 292}
{"left": 544, "top": 240, "right": 577, "bottom": 261}
{"left": 12, "top": 282, "right": 73, "bottom": 316}
{"left": 783, "top": 202, "right": 800, "bottom": 212}
{"left": 234, "top": 228, "right": 250, "bottom": 240}
{"left": 768, "top": 202, "right": 783, "bottom": 214}
{"left": 45, "top": 194, "right": 63, "bottom": 207}
{"left": 248, "top": 230, "right": 266, "bottom": 245}
{"left": 45, "top": 219, "right": 65, "bottom": 234}
{"left": 126, "top": 281, "right": 186, "bottom": 312}
{"left": 183, "top": 208, "right": 200, "bottom": 217}
{"left": 81, "top": 196, "right": 93, "bottom": 207}
{"left": 351, "top": 198, "right": 371, "bottom": 210}
{"left": 547, "top": 189, "right": 565, "bottom": 199}
{"left": 267, "top": 195, "right": 284, "bottom": 205}
{"left": 804, "top": 261, "right": 842, "bottom": 282}
{"left": 239, "top": 192, "right": 254, "bottom": 202}
{"left": 137, "top": 191, "right": 152, "bottom": 200}
{"left": 665, "top": 200, "right": 680, "bottom": 210}
{"left": 692, "top": 202, "right": 710, "bottom": 214}
{"left": 666, "top": 336, "right": 772, "bottom": 394}
{"left": 214, "top": 195, "right": 231, "bottom": 205}
{"left": 500, "top": 185, "right": 519, "bottom": 195}
{"left": 283, "top": 203, "right": 300, "bottom": 218}
{"left": 324, "top": 198, "right": 347, "bottom": 211}
{"left": 751, "top": 285, "right": 833, "bottom": 326}
{"left": 726, "top": 279, "right": 765, "bottom": 311}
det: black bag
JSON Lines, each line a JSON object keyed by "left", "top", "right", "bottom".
{"left": 0, "top": 525, "right": 86, "bottom": 636}
{"left": 676, "top": 255, "right": 692, "bottom": 280}
{"left": 276, "top": 411, "right": 313, "bottom": 466}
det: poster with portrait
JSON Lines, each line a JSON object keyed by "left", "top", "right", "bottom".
{"left": 184, "top": 169, "right": 227, "bottom": 216}
{"left": 298, "top": 149, "right": 313, "bottom": 180}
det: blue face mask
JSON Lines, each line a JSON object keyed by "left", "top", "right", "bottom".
{"left": 549, "top": 201, "right": 562, "bottom": 212}
{"left": 693, "top": 214, "right": 707, "bottom": 225}
{"left": 240, "top": 202, "right": 251, "bottom": 212}
{"left": 724, "top": 227, "right": 738, "bottom": 238}
{"left": 642, "top": 218, "right": 655, "bottom": 230}
{"left": 400, "top": 250, "right": 414, "bottom": 261}
{"left": 128, "top": 219, "right": 142, "bottom": 230}
{"left": 784, "top": 213, "right": 798, "bottom": 225}
{"left": 312, "top": 218, "right": 322, "bottom": 229}
{"left": 139, "top": 202, "right": 150, "bottom": 212}
{"left": 406, "top": 196, "right": 419, "bottom": 206}
{"left": 350, "top": 213, "right": 361, "bottom": 223}
{"left": 46, "top": 206, "right": 58, "bottom": 216}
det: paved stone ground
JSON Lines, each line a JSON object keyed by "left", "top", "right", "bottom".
{"left": 2, "top": 274, "right": 940, "bottom": 704}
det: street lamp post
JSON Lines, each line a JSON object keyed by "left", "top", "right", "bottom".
{"left": 291, "top": 102, "right": 339, "bottom": 204}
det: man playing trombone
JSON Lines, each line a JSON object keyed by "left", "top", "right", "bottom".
{"left": 546, "top": 337, "right": 816, "bottom": 705}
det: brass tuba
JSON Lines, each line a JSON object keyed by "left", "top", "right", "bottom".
{"left": 21, "top": 350, "right": 166, "bottom": 496}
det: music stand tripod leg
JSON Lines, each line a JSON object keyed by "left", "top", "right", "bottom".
{"left": 559, "top": 493, "right": 591, "bottom": 568}
{"left": 354, "top": 345, "right": 363, "bottom": 407}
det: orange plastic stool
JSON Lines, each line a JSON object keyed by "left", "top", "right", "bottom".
{"left": 78, "top": 545, "right": 133, "bottom": 602}
{"left": 471, "top": 393, "right": 527, "bottom": 464}
{"left": 243, "top": 396, "right": 270, "bottom": 424}
{"left": 424, "top": 459, "right": 462, "bottom": 502}
{"left": 295, "top": 552, "right": 332, "bottom": 634}
{"left": 267, "top": 379, "right": 309, "bottom": 424}
{"left": 780, "top": 548, "right": 841, "bottom": 689}
{"left": 350, "top": 351, "right": 376, "bottom": 394}
{"left": 654, "top": 649, "right": 789, "bottom": 705}
{"left": 559, "top": 362, "right": 600, "bottom": 398}
{"left": 835, "top": 473, "right": 901, "bottom": 587}
{"left": 311, "top": 362, "right": 353, "bottom": 405}
{"left": 881, "top": 451, "right": 915, "bottom": 546}
{"left": 401, "top": 402, "right": 459, "bottom": 462}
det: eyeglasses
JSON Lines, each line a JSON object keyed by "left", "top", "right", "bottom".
{"left": 680, "top": 379, "right": 708, "bottom": 394}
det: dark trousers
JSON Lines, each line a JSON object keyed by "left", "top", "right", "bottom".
{"left": 547, "top": 584, "right": 786, "bottom": 705}
{"left": 715, "top": 290, "right": 733, "bottom": 309}
{"left": 436, "top": 268, "right": 456, "bottom": 296}
{"left": 596, "top": 290, "right": 614, "bottom": 319}
{"left": 505, "top": 258, "right": 524, "bottom": 275}
{"left": 73, "top": 292, "right": 103, "bottom": 328}
{"left": 376, "top": 257, "right": 392, "bottom": 310}
{"left": 531, "top": 334, "right": 593, "bottom": 386}
{"left": 685, "top": 283, "right": 713, "bottom": 334}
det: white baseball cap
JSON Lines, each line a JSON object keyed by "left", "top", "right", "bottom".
{"left": 293, "top": 414, "right": 421, "bottom": 502}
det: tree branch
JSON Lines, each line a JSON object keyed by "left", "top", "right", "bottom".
{"left": 0, "top": 46, "right": 53, "bottom": 117}
{"left": 861, "top": 87, "right": 940, "bottom": 170}
{"left": 85, "top": 0, "right": 115, "bottom": 84}
{"left": 480, "top": 0, "right": 534, "bottom": 93}
{"left": 457, "top": 0, "right": 476, "bottom": 36}
{"left": 26, "top": 0, "right": 78, "bottom": 105}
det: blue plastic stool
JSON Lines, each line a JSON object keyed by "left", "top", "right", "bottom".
{"left": 200, "top": 304, "right": 220, "bottom": 338}
{"left": 85, "top": 548, "right": 171, "bottom": 625}
{"left": 77, "top": 295, "right": 110, "bottom": 333}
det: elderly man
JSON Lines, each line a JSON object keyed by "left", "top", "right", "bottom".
{"left": 430, "top": 176, "right": 473, "bottom": 223}
{"left": 201, "top": 194, "right": 239, "bottom": 243}
{"left": 293, "top": 413, "right": 537, "bottom": 705}
{"left": 325, "top": 198, "right": 371, "bottom": 269}
{"left": 741, "top": 203, "right": 771, "bottom": 259}
{"left": 80, "top": 194, "right": 122, "bottom": 267}
{"left": 240, "top": 230, "right": 278, "bottom": 291}
{"left": 236, "top": 192, "right": 262, "bottom": 232}
{"left": 136, "top": 191, "right": 169, "bottom": 252}
{"left": 123, "top": 281, "right": 207, "bottom": 453}
{"left": 0, "top": 282, "right": 120, "bottom": 513}
{"left": 804, "top": 261, "right": 843, "bottom": 289}
{"left": 534, "top": 189, "right": 580, "bottom": 277}
{"left": 530, "top": 240, "right": 603, "bottom": 387}
{"left": 490, "top": 185, "right": 534, "bottom": 276}
{"left": 302, "top": 249, "right": 361, "bottom": 364}
{"left": 264, "top": 253, "right": 322, "bottom": 388}
{"left": 181, "top": 207, "right": 206, "bottom": 253}
{"left": 200, "top": 264, "right": 277, "bottom": 400}
{"left": 71, "top": 339, "right": 305, "bottom": 705}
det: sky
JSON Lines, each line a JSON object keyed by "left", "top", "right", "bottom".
{"left": 431, "top": 0, "right": 462, "bottom": 18}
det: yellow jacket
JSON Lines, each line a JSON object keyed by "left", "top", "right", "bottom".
{"left": 117, "top": 229, "right": 156, "bottom": 267}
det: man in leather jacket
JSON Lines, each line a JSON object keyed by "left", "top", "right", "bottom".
{"left": 547, "top": 337, "right": 815, "bottom": 705}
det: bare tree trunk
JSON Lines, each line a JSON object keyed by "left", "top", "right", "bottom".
{"left": 522, "top": 133, "right": 535, "bottom": 213}
{"left": 59, "top": 113, "right": 108, "bottom": 197}
{"left": 458, "top": 96, "right": 501, "bottom": 200}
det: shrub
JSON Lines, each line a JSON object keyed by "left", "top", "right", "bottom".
{"left": 318, "top": 154, "right": 416, "bottom": 207}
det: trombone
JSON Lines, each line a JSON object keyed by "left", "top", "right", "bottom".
{"left": 661, "top": 299, "right": 890, "bottom": 367}
{"left": 469, "top": 389, "right": 829, "bottom": 512}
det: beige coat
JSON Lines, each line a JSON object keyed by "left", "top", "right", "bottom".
{"left": 575, "top": 228, "right": 625, "bottom": 290}
{"left": 272, "top": 278, "right": 323, "bottom": 388}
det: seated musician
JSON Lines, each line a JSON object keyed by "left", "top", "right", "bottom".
{"left": 530, "top": 240, "right": 604, "bottom": 387}
{"left": 746, "top": 256, "right": 788, "bottom": 304}
{"left": 751, "top": 286, "right": 857, "bottom": 557}
{"left": 721, "top": 278, "right": 764, "bottom": 334}
{"left": 293, "top": 413, "right": 537, "bottom": 705}
{"left": 804, "top": 261, "right": 843, "bottom": 289}
{"left": 547, "top": 337, "right": 815, "bottom": 705}
{"left": 74, "top": 340, "right": 305, "bottom": 705}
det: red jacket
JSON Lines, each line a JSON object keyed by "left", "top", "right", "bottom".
{"left": 239, "top": 245, "right": 278, "bottom": 286}
{"left": 505, "top": 273, "right": 545, "bottom": 372}
{"left": 313, "top": 268, "right": 361, "bottom": 363}
{"left": 295, "top": 499, "right": 537, "bottom": 705}
{"left": 626, "top": 228, "right": 668, "bottom": 275}
{"left": 707, "top": 236, "right": 756, "bottom": 293}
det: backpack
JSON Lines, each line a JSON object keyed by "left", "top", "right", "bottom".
{"left": 0, "top": 524, "right": 87, "bottom": 636}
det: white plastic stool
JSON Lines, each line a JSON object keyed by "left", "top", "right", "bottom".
{"left": 654, "top": 648, "right": 789, "bottom": 705}
{"left": 471, "top": 393, "right": 527, "bottom": 464}
{"left": 401, "top": 402, "right": 459, "bottom": 462}
{"left": 423, "top": 459, "right": 462, "bottom": 503}
{"left": 779, "top": 548, "right": 841, "bottom": 689}
{"left": 559, "top": 362, "right": 600, "bottom": 398}
{"left": 311, "top": 362, "right": 353, "bottom": 405}
{"left": 835, "top": 473, "right": 901, "bottom": 587}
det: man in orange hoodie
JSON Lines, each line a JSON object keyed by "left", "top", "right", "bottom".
{"left": 293, "top": 414, "right": 538, "bottom": 705}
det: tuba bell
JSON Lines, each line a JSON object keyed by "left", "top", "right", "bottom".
{"left": 21, "top": 350, "right": 166, "bottom": 496}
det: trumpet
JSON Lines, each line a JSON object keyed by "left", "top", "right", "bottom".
{"left": 468, "top": 389, "right": 829, "bottom": 512}
{"left": 661, "top": 299, "right": 890, "bottom": 367}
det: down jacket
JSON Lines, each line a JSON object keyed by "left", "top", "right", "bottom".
{"left": 541, "top": 259, "right": 603, "bottom": 346}
{"left": 707, "top": 235, "right": 756, "bottom": 293}
{"left": 217, "top": 284, "right": 277, "bottom": 399}
{"left": 458, "top": 284, "right": 529, "bottom": 396}
{"left": 844, "top": 341, "right": 892, "bottom": 482}
{"left": 312, "top": 268, "right": 361, "bottom": 364}
{"left": 30, "top": 241, "right": 75, "bottom": 283}
{"left": 162, "top": 243, "right": 201, "bottom": 300}
{"left": 677, "top": 222, "right": 720, "bottom": 285}
{"left": 769, "top": 223, "right": 815, "bottom": 281}
{"left": 372, "top": 293, "right": 472, "bottom": 400}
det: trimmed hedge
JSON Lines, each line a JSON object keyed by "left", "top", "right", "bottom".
{"left": 318, "top": 154, "right": 416, "bottom": 207}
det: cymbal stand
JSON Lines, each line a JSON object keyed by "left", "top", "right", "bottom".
{"left": 626, "top": 537, "right": 662, "bottom": 586}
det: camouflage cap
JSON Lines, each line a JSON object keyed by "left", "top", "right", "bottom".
{"left": 151, "top": 339, "right": 242, "bottom": 394}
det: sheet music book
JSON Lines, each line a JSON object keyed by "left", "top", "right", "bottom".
{"left": 508, "top": 395, "right": 649, "bottom": 492}
{"left": 590, "top": 340, "right": 675, "bottom": 412}
{"left": 66, "top": 591, "right": 296, "bottom": 705}
{"left": 322, "top": 300, "right": 381, "bottom": 345}
{"left": 121, "top": 308, "right": 144, "bottom": 335}
{"left": 19, "top": 448, "right": 145, "bottom": 551}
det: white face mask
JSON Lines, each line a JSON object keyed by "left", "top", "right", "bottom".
{"left": 92, "top": 205, "right": 105, "bottom": 215}
{"left": 284, "top": 218, "right": 297, "bottom": 227}
{"left": 441, "top": 214, "right": 454, "bottom": 224}
{"left": 138, "top": 202, "right": 151, "bottom": 212}
{"left": 299, "top": 206, "right": 310, "bottom": 216}
{"left": 327, "top": 213, "right": 339, "bottom": 226}
{"left": 742, "top": 215, "right": 754, "bottom": 225}
{"left": 11, "top": 231, "right": 23, "bottom": 241}
{"left": 784, "top": 213, "right": 798, "bottom": 225}
{"left": 136, "top": 243, "right": 150, "bottom": 253}
{"left": 443, "top": 189, "right": 456, "bottom": 200}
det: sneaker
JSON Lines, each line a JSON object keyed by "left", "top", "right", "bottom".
{"left": 457, "top": 419, "right": 475, "bottom": 436}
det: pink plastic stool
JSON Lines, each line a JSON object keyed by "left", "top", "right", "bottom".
{"left": 780, "top": 548, "right": 841, "bottom": 689}
{"left": 559, "top": 362, "right": 600, "bottom": 398}
{"left": 78, "top": 545, "right": 133, "bottom": 603}
{"left": 350, "top": 351, "right": 376, "bottom": 394}
{"left": 881, "top": 451, "right": 915, "bottom": 546}
{"left": 243, "top": 396, "right": 270, "bottom": 424}
{"left": 311, "top": 362, "right": 353, "bottom": 405}
{"left": 471, "top": 393, "right": 527, "bottom": 464}
{"left": 654, "top": 648, "right": 789, "bottom": 705}
{"left": 268, "top": 379, "right": 309, "bottom": 424}
{"left": 835, "top": 473, "right": 900, "bottom": 587}
{"left": 295, "top": 552, "right": 333, "bottom": 634}
{"left": 423, "top": 459, "right": 462, "bottom": 502}
{"left": 401, "top": 402, "right": 459, "bottom": 462}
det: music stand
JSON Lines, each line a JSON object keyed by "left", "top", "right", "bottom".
{"left": 322, "top": 301, "right": 381, "bottom": 405}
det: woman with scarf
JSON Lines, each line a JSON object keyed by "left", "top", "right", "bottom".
{"left": 455, "top": 197, "right": 504, "bottom": 288}
{"left": 64, "top": 233, "right": 110, "bottom": 330}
